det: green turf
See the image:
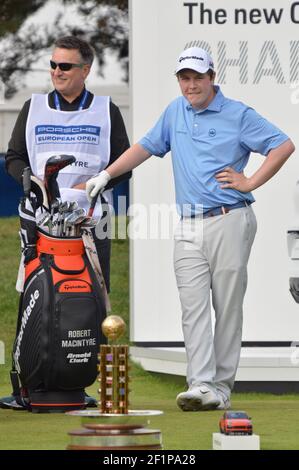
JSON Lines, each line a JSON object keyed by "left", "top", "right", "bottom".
{"left": 1, "top": 217, "right": 299, "bottom": 450}
{"left": 1, "top": 377, "right": 299, "bottom": 450}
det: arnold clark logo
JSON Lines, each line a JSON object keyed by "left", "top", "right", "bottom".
{"left": 0, "top": 340, "right": 4, "bottom": 365}
{"left": 35, "top": 125, "right": 101, "bottom": 145}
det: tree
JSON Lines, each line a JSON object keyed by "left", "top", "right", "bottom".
{"left": 0, "top": 0, "right": 128, "bottom": 98}
{"left": 0, "top": 0, "right": 45, "bottom": 37}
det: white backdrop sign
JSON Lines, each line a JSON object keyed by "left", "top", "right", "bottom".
{"left": 129, "top": 0, "right": 299, "bottom": 344}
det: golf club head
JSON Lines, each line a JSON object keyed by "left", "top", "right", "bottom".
{"left": 80, "top": 217, "right": 97, "bottom": 228}
{"left": 66, "top": 208, "right": 86, "bottom": 224}
{"left": 45, "top": 155, "right": 76, "bottom": 177}
{"left": 63, "top": 211, "right": 77, "bottom": 237}
{"left": 62, "top": 208, "right": 86, "bottom": 237}
{"left": 58, "top": 201, "right": 70, "bottom": 213}
{"left": 22, "top": 167, "right": 31, "bottom": 198}
{"left": 37, "top": 213, "right": 52, "bottom": 233}
{"left": 30, "top": 175, "right": 49, "bottom": 210}
{"left": 69, "top": 201, "right": 79, "bottom": 212}
{"left": 44, "top": 154, "right": 76, "bottom": 205}
{"left": 51, "top": 200, "right": 60, "bottom": 212}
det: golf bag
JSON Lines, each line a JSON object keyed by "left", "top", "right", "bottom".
{"left": 12, "top": 230, "right": 106, "bottom": 413}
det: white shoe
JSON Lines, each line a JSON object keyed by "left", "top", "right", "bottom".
{"left": 176, "top": 384, "right": 220, "bottom": 411}
{"left": 216, "top": 395, "right": 231, "bottom": 410}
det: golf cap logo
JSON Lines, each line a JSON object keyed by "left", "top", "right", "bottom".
{"left": 179, "top": 55, "right": 205, "bottom": 63}
{"left": 176, "top": 47, "right": 214, "bottom": 74}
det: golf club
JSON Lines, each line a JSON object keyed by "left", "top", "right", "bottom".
{"left": 30, "top": 175, "right": 49, "bottom": 210}
{"left": 22, "top": 167, "right": 31, "bottom": 198}
{"left": 82, "top": 191, "right": 111, "bottom": 312}
{"left": 44, "top": 154, "right": 76, "bottom": 205}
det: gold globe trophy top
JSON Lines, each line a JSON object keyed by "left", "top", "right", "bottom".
{"left": 101, "top": 315, "right": 126, "bottom": 342}
{"left": 98, "top": 315, "right": 128, "bottom": 414}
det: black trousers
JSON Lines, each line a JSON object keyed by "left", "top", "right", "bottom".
{"left": 93, "top": 233, "right": 111, "bottom": 293}
{"left": 92, "top": 201, "right": 112, "bottom": 293}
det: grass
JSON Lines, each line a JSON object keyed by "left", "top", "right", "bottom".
{"left": 1, "top": 375, "right": 299, "bottom": 450}
{"left": 0, "top": 217, "right": 299, "bottom": 450}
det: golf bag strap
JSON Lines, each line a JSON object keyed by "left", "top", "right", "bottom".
{"left": 9, "top": 293, "right": 24, "bottom": 396}
{"left": 10, "top": 370, "right": 21, "bottom": 396}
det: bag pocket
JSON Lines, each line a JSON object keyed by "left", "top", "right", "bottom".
{"left": 48, "top": 292, "right": 101, "bottom": 390}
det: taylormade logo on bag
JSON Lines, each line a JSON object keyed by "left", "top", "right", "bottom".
{"left": 14, "top": 290, "right": 40, "bottom": 373}
{"left": 64, "top": 284, "right": 89, "bottom": 291}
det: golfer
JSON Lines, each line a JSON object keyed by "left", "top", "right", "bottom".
{"left": 1, "top": 35, "right": 131, "bottom": 410}
{"left": 87, "top": 46, "right": 295, "bottom": 411}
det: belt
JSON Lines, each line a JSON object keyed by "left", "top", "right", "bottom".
{"left": 184, "top": 200, "right": 252, "bottom": 219}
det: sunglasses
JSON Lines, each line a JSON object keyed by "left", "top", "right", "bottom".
{"left": 50, "top": 60, "right": 85, "bottom": 71}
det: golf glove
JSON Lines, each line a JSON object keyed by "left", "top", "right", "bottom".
{"left": 86, "top": 170, "right": 111, "bottom": 201}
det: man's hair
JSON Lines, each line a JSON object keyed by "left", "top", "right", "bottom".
{"left": 54, "top": 36, "right": 94, "bottom": 65}
{"left": 176, "top": 69, "right": 215, "bottom": 79}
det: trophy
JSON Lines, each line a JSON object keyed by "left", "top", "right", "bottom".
{"left": 98, "top": 315, "right": 129, "bottom": 414}
{"left": 66, "top": 316, "right": 163, "bottom": 450}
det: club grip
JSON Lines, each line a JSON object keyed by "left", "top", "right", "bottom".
{"left": 88, "top": 192, "right": 106, "bottom": 218}
{"left": 88, "top": 195, "right": 98, "bottom": 217}
{"left": 22, "top": 167, "right": 31, "bottom": 197}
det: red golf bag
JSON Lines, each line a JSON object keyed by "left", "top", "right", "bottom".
{"left": 12, "top": 230, "right": 106, "bottom": 413}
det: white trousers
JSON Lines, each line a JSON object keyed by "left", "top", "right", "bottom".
{"left": 173, "top": 206, "right": 257, "bottom": 399}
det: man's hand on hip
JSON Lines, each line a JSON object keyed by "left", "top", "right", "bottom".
{"left": 215, "top": 167, "right": 252, "bottom": 192}
{"left": 86, "top": 170, "right": 111, "bottom": 201}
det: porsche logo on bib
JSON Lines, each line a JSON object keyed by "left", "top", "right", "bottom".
{"left": 35, "top": 125, "right": 101, "bottom": 145}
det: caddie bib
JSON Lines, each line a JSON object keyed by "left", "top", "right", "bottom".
{"left": 26, "top": 93, "right": 112, "bottom": 217}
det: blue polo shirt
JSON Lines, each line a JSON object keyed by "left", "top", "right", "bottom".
{"left": 139, "top": 86, "right": 289, "bottom": 214}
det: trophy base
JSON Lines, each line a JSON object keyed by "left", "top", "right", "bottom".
{"left": 66, "top": 410, "right": 163, "bottom": 450}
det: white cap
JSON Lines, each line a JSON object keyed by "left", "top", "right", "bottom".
{"left": 175, "top": 47, "right": 214, "bottom": 74}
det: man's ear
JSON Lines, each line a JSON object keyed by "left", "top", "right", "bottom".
{"left": 83, "top": 64, "right": 91, "bottom": 79}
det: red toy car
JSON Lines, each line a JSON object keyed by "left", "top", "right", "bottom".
{"left": 219, "top": 411, "right": 253, "bottom": 435}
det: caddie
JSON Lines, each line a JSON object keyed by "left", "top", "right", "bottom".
{"left": 1, "top": 35, "right": 131, "bottom": 410}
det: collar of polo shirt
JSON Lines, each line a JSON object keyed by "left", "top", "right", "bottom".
{"left": 185, "top": 86, "right": 225, "bottom": 113}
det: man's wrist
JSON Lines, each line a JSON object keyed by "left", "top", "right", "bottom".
{"left": 72, "top": 182, "right": 86, "bottom": 190}
{"left": 93, "top": 169, "right": 111, "bottom": 180}
{"left": 246, "top": 176, "right": 256, "bottom": 192}
{"left": 104, "top": 169, "right": 112, "bottom": 180}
